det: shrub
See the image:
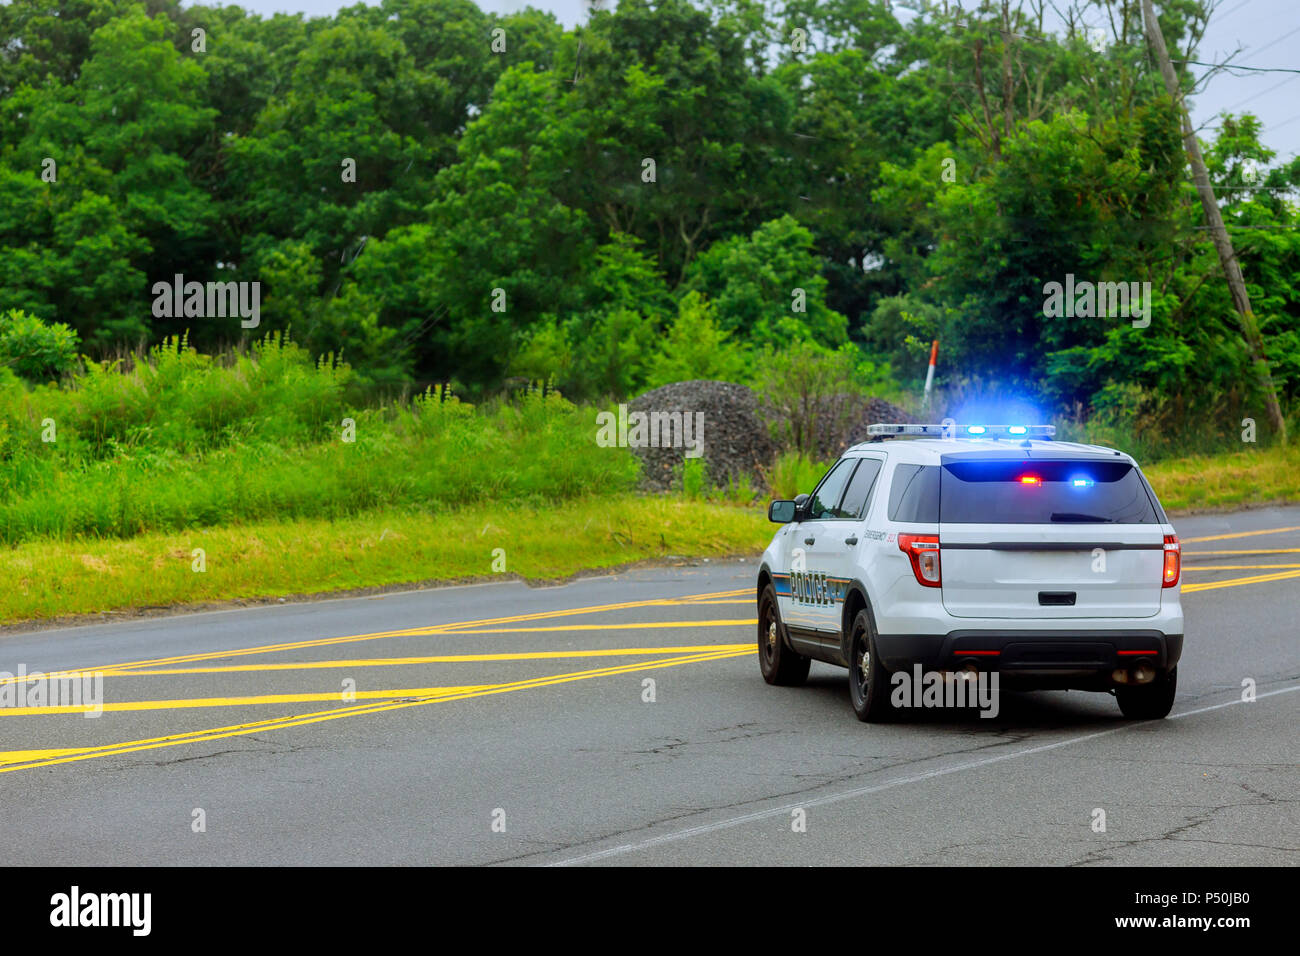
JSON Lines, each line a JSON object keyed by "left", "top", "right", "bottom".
{"left": 0, "top": 309, "right": 80, "bottom": 382}
{"left": 753, "top": 341, "right": 865, "bottom": 456}
{"left": 679, "top": 456, "right": 706, "bottom": 499}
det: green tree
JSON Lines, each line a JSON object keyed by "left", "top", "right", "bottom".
{"left": 684, "top": 215, "right": 849, "bottom": 350}
{"left": 643, "top": 291, "right": 751, "bottom": 388}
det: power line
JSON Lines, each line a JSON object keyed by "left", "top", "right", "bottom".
{"left": 1272, "top": 110, "right": 1300, "bottom": 131}
{"left": 1212, "top": 0, "right": 1257, "bottom": 20}
{"left": 1222, "top": 73, "right": 1300, "bottom": 113}
{"left": 1237, "top": 23, "right": 1300, "bottom": 64}
{"left": 1180, "top": 60, "right": 1300, "bottom": 74}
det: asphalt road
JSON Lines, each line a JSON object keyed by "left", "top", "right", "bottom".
{"left": 1, "top": 506, "right": 1297, "bottom": 866}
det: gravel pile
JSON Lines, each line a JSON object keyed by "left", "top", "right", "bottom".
{"left": 839, "top": 396, "right": 919, "bottom": 451}
{"left": 627, "top": 381, "right": 917, "bottom": 491}
{"left": 627, "top": 380, "right": 776, "bottom": 491}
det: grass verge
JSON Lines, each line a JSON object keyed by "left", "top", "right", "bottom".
{"left": 0, "top": 496, "right": 772, "bottom": 627}
{"left": 1144, "top": 444, "right": 1300, "bottom": 513}
{"left": 4, "top": 445, "right": 1294, "bottom": 628}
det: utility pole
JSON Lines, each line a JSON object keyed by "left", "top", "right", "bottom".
{"left": 1140, "top": 0, "right": 1287, "bottom": 444}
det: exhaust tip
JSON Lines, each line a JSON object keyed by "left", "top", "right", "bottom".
{"left": 1111, "top": 668, "right": 1129, "bottom": 685}
{"left": 1131, "top": 661, "right": 1156, "bottom": 684}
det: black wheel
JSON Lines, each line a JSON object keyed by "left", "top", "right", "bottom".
{"left": 1116, "top": 667, "right": 1177, "bottom": 719}
{"left": 757, "top": 584, "right": 809, "bottom": 686}
{"left": 848, "top": 608, "right": 895, "bottom": 722}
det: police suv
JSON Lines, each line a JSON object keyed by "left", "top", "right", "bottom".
{"left": 756, "top": 423, "right": 1183, "bottom": 721}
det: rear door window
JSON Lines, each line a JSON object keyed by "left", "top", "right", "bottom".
{"left": 940, "top": 459, "right": 1159, "bottom": 524}
{"left": 887, "top": 464, "right": 940, "bottom": 523}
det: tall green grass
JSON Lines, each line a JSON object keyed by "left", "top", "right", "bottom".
{"left": 1048, "top": 414, "right": 1271, "bottom": 464}
{"left": 763, "top": 450, "right": 833, "bottom": 500}
{"left": 0, "top": 336, "right": 640, "bottom": 544}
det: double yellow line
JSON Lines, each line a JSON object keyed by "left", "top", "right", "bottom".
{"left": 0, "top": 588, "right": 759, "bottom": 771}
{"left": 1182, "top": 525, "right": 1300, "bottom": 544}
{"left": 0, "top": 588, "right": 753, "bottom": 687}
{"left": 0, "top": 647, "right": 751, "bottom": 772}
{"left": 1182, "top": 567, "right": 1300, "bottom": 593}
{"left": 1180, "top": 524, "right": 1300, "bottom": 590}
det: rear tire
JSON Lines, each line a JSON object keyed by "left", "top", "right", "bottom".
{"left": 758, "top": 584, "right": 810, "bottom": 686}
{"left": 848, "top": 609, "right": 895, "bottom": 722}
{"left": 1116, "top": 666, "right": 1177, "bottom": 719}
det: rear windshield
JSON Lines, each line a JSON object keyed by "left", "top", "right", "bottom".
{"left": 940, "top": 459, "right": 1160, "bottom": 524}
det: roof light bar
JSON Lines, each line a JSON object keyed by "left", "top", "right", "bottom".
{"left": 866, "top": 423, "right": 1056, "bottom": 438}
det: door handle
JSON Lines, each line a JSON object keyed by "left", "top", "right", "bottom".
{"left": 804, "top": 537, "right": 815, "bottom": 546}
{"left": 845, "top": 536, "right": 858, "bottom": 546}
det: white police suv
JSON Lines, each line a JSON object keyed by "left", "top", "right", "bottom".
{"left": 756, "top": 423, "right": 1183, "bottom": 721}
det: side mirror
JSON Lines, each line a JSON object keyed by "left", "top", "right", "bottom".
{"left": 768, "top": 500, "right": 798, "bottom": 524}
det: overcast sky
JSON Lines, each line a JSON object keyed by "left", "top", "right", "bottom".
{"left": 208, "top": 0, "right": 1300, "bottom": 162}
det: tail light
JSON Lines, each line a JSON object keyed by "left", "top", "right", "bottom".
{"left": 1162, "top": 533, "right": 1180, "bottom": 588}
{"left": 898, "top": 533, "right": 941, "bottom": 588}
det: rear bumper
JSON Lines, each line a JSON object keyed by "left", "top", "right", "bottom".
{"left": 875, "top": 629, "right": 1182, "bottom": 686}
